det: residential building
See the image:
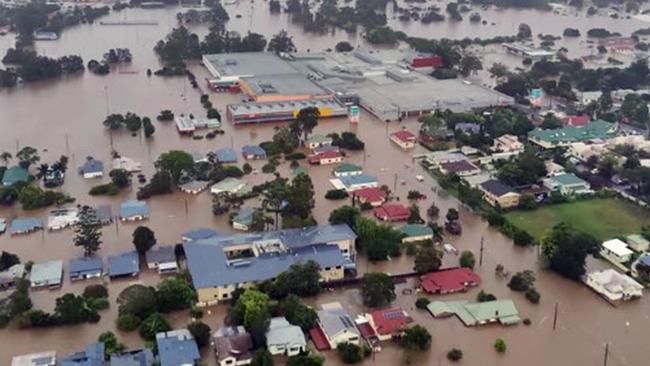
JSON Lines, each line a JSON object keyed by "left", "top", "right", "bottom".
{"left": 352, "top": 187, "right": 386, "bottom": 207}
{"left": 427, "top": 299, "right": 520, "bottom": 326}
{"left": 455, "top": 122, "right": 480, "bottom": 135}
{"left": 179, "top": 180, "right": 209, "bottom": 195}
{"left": 211, "top": 177, "right": 248, "bottom": 195}
{"left": 545, "top": 161, "right": 565, "bottom": 176}
{"left": 69, "top": 257, "right": 103, "bottom": 281}
{"left": 626, "top": 234, "right": 650, "bottom": 252}
{"left": 93, "top": 205, "right": 113, "bottom": 225}
{"left": 562, "top": 115, "right": 590, "bottom": 127}
{"left": 543, "top": 173, "right": 591, "bottom": 196}
{"left": 601, "top": 239, "right": 634, "bottom": 265}
{"left": 112, "top": 156, "right": 142, "bottom": 173}
{"left": 479, "top": 180, "right": 520, "bottom": 208}
{"left": 585, "top": 269, "right": 643, "bottom": 301}
{"left": 439, "top": 160, "right": 481, "bottom": 176}
{"left": 10, "top": 218, "right": 43, "bottom": 235}
{"left": 366, "top": 308, "right": 413, "bottom": 341}
{"left": 390, "top": 130, "right": 417, "bottom": 149}
{"left": 61, "top": 342, "right": 104, "bottom": 366}
{"left": 241, "top": 145, "right": 267, "bottom": 160}
{"left": 145, "top": 246, "right": 178, "bottom": 274}
{"left": 313, "top": 144, "right": 340, "bottom": 155}
{"left": 0, "top": 263, "right": 25, "bottom": 289}
{"left": 332, "top": 163, "right": 363, "bottom": 178}
{"left": 216, "top": 148, "right": 238, "bottom": 164}
{"left": 266, "top": 317, "right": 307, "bottom": 356}
{"left": 311, "top": 302, "right": 360, "bottom": 350}
{"left": 47, "top": 208, "right": 78, "bottom": 231}
{"left": 78, "top": 158, "right": 104, "bottom": 179}
{"left": 308, "top": 150, "right": 343, "bottom": 165}
{"left": 421, "top": 151, "right": 466, "bottom": 169}
{"left": 502, "top": 43, "right": 555, "bottom": 61}
{"left": 30, "top": 260, "right": 63, "bottom": 288}
{"left": 461, "top": 172, "right": 492, "bottom": 189}
{"left": 110, "top": 349, "right": 154, "bottom": 366}
{"left": 120, "top": 200, "right": 149, "bottom": 221}
{"left": 2, "top": 166, "right": 29, "bottom": 187}
{"left": 420, "top": 267, "right": 481, "bottom": 294}
{"left": 528, "top": 120, "right": 618, "bottom": 149}
{"left": 184, "top": 225, "right": 356, "bottom": 305}
{"left": 491, "top": 134, "right": 524, "bottom": 153}
{"left": 400, "top": 224, "right": 434, "bottom": 243}
{"left": 108, "top": 251, "right": 140, "bottom": 279}
{"left": 212, "top": 326, "right": 254, "bottom": 366}
{"left": 156, "top": 329, "right": 200, "bottom": 366}
{"left": 11, "top": 351, "right": 56, "bottom": 366}
{"left": 232, "top": 207, "right": 256, "bottom": 231}
{"left": 374, "top": 203, "right": 410, "bottom": 222}
{"left": 306, "top": 134, "right": 333, "bottom": 150}
{"left": 330, "top": 174, "right": 379, "bottom": 192}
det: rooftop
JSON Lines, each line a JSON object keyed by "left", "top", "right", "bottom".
{"left": 318, "top": 302, "right": 359, "bottom": 339}
{"left": 10, "top": 217, "right": 42, "bottom": 234}
{"left": 110, "top": 349, "right": 154, "bottom": 366}
{"left": 2, "top": 166, "right": 29, "bottom": 186}
{"left": 60, "top": 342, "right": 104, "bottom": 366}
{"left": 420, "top": 267, "right": 481, "bottom": 293}
{"left": 213, "top": 326, "right": 254, "bottom": 364}
{"left": 78, "top": 158, "right": 103, "bottom": 175}
{"left": 216, "top": 148, "right": 238, "bottom": 163}
{"left": 241, "top": 145, "right": 267, "bottom": 157}
{"left": 374, "top": 204, "right": 410, "bottom": 219}
{"left": 181, "top": 228, "right": 220, "bottom": 242}
{"left": 156, "top": 329, "right": 200, "bottom": 366}
{"left": 529, "top": 120, "right": 618, "bottom": 145}
{"left": 333, "top": 163, "right": 362, "bottom": 174}
{"left": 586, "top": 269, "right": 643, "bottom": 299}
{"left": 602, "top": 239, "right": 634, "bottom": 257}
{"left": 352, "top": 187, "right": 386, "bottom": 202}
{"left": 427, "top": 299, "right": 520, "bottom": 326}
{"left": 30, "top": 260, "right": 63, "bottom": 286}
{"left": 233, "top": 207, "right": 256, "bottom": 226}
{"left": 391, "top": 130, "right": 417, "bottom": 142}
{"left": 548, "top": 173, "right": 588, "bottom": 186}
{"left": 69, "top": 256, "right": 103, "bottom": 274}
{"left": 203, "top": 52, "right": 299, "bottom": 78}
{"left": 266, "top": 317, "right": 306, "bottom": 348}
{"left": 370, "top": 307, "right": 413, "bottom": 336}
{"left": 338, "top": 174, "right": 378, "bottom": 187}
{"left": 400, "top": 224, "right": 433, "bottom": 238}
{"left": 108, "top": 251, "right": 139, "bottom": 277}
{"left": 11, "top": 351, "right": 56, "bottom": 366}
{"left": 146, "top": 246, "right": 176, "bottom": 264}
{"left": 480, "top": 179, "right": 516, "bottom": 197}
{"left": 439, "top": 160, "right": 479, "bottom": 173}
{"left": 120, "top": 200, "right": 149, "bottom": 219}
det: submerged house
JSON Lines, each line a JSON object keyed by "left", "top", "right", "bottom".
{"left": 241, "top": 145, "right": 267, "bottom": 160}
{"left": 266, "top": 317, "right": 307, "bottom": 356}
{"left": 120, "top": 200, "right": 149, "bottom": 221}
{"left": 30, "top": 260, "right": 63, "bottom": 288}
{"left": 2, "top": 166, "right": 29, "bottom": 187}
{"left": 69, "top": 256, "right": 103, "bottom": 281}
{"left": 78, "top": 157, "right": 104, "bottom": 179}
{"left": 585, "top": 269, "right": 643, "bottom": 301}
{"left": 156, "top": 329, "right": 200, "bottom": 366}
{"left": 420, "top": 267, "right": 481, "bottom": 294}
{"left": 60, "top": 342, "right": 104, "bottom": 366}
{"left": 311, "top": 302, "right": 360, "bottom": 350}
{"left": 108, "top": 251, "right": 140, "bottom": 279}
{"left": 10, "top": 218, "right": 43, "bottom": 235}
{"left": 427, "top": 299, "right": 520, "bottom": 327}
{"left": 212, "top": 326, "right": 254, "bottom": 366}
{"left": 145, "top": 246, "right": 178, "bottom": 274}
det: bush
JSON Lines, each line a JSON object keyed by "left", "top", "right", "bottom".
{"left": 187, "top": 321, "right": 211, "bottom": 348}
{"left": 486, "top": 211, "right": 505, "bottom": 227}
{"left": 525, "top": 288, "right": 541, "bottom": 304}
{"left": 513, "top": 229, "right": 534, "bottom": 246}
{"left": 139, "top": 313, "right": 171, "bottom": 341}
{"left": 337, "top": 342, "right": 363, "bottom": 364}
{"left": 477, "top": 290, "right": 496, "bottom": 302}
{"left": 89, "top": 183, "right": 119, "bottom": 196}
{"left": 447, "top": 348, "right": 463, "bottom": 362}
{"left": 325, "top": 189, "right": 349, "bottom": 199}
{"left": 508, "top": 270, "right": 535, "bottom": 292}
{"left": 459, "top": 250, "right": 475, "bottom": 269}
{"left": 242, "top": 163, "right": 252, "bottom": 174}
{"left": 285, "top": 152, "right": 306, "bottom": 160}
{"left": 87, "top": 297, "right": 110, "bottom": 311}
{"left": 494, "top": 338, "right": 507, "bottom": 353}
{"left": 83, "top": 284, "right": 108, "bottom": 300}
{"left": 415, "top": 297, "right": 430, "bottom": 310}
{"left": 262, "top": 163, "right": 276, "bottom": 174}
{"left": 523, "top": 318, "right": 532, "bottom": 326}
{"left": 116, "top": 313, "right": 141, "bottom": 331}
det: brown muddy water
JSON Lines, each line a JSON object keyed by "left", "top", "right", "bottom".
{"left": 0, "top": 3, "right": 649, "bottom": 365}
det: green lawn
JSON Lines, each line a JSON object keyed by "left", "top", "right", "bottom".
{"left": 505, "top": 198, "right": 650, "bottom": 241}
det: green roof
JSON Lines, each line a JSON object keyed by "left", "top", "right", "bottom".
{"left": 307, "top": 134, "right": 332, "bottom": 143}
{"left": 2, "top": 166, "right": 29, "bottom": 186}
{"left": 333, "top": 163, "right": 362, "bottom": 173}
{"left": 400, "top": 224, "right": 433, "bottom": 238}
{"left": 427, "top": 300, "right": 520, "bottom": 326}
{"left": 528, "top": 120, "right": 617, "bottom": 145}
{"left": 549, "top": 173, "right": 587, "bottom": 186}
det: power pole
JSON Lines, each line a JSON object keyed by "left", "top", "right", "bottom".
{"left": 552, "top": 302, "right": 559, "bottom": 330}
{"left": 479, "top": 236, "right": 484, "bottom": 266}
{"left": 603, "top": 343, "right": 609, "bottom": 366}
{"left": 393, "top": 173, "right": 397, "bottom": 192}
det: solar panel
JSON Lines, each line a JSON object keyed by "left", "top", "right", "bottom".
{"left": 383, "top": 310, "right": 404, "bottom": 320}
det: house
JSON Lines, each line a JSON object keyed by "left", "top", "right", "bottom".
{"left": 330, "top": 174, "right": 379, "bottom": 192}
{"left": 479, "top": 180, "right": 520, "bottom": 208}
{"left": 374, "top": 204, "right": 410, "bottom": 222}
{"left": 421, "top": 151, "right": 466, "bottom": 170}
{"left": 367, "top": 308, "right": 413, "bottom": 341}
{"left": 601, "top": 239, "right": 634, "bottom": 265}
{"left": 43, "top": 167, "right": 64, "bottom": 187}
{"left": 333, "top": 163, "right": 363, "bottom": 178}
{"left": 626, "top": 234, "right": 650, "bottom": 252}
{"left": 216, "top": 148, "right": 238, "bottom": 163}
{"left": 420, "top": 267, "right": 481, "bottom": 294}
{"left": 108, "top": 251, "right": 140, "bottom": 278}
{"left": 545, "top": 160, "right": 565, "bottom": 176}
{"left": 232, "top": 207, "right": 257, "bottom": 231}
{"left": 156, "top": 329, "right": 200, "bottom": 366}
{"left": 11, "top": 351, "right": 56, "bottom": 366}
{"left": 69, "top": 256, "right": 103, "bottom": 281}
{"left": 182, "top": 228, "right": 220, "bottom": 243}
{"left": 311, "top": 302, "right": 360, "bottom": 350}
{"left": 10, "top": 217, "right": 43, "bottom": 235}
{"left": 2, "top": 166, "right": 29, "bottom": 187}
{"left": 47, "top": 208, "right": 78, "bottom": 231}
{"left": 146, "top": 246, "right": 178, "bottom": 274}
{"left": 306, "top": 134, "right": 333, "bottom": 150}
{"left": 0, "top": 263, "right": 25, "bottom": 289}
{"left": 585, "top": 269, "right": 643, "bottom": 301}
{"left": 241, "top": 145, "right": 267, "bottom": 160}
{"left": 30, "top": 260, "right": 63, "bottom": 288}
{"left": 211, "top": 177, "right": 248, "bottom": 195}
{"left": 266, "top": 317, "right": 307, "bottom": 356}
{"left": 120, "top": 200, "right": 149, "bottom": 221}
{"left": 184, "top": 224, "right": 356, "bottom": 305}
{"left": 461, "top": 172, "right": 492, "bottom": 189}
{"left": 390, "top": 130, "right": 417, "bottom": 149}
{"left": 313, "top": 144, "right": 340, "bottom": 155}
{"left": 112, "top": 156, "right": 142, "bottom": 173}
{"left": 213, "top": 326, "right": 254, "bottom": 366}
{"left": 176, "top": 116, "right": 197, "bottom": 134}
{"left": 400, "top": 224, "right": 433, "bottom": 243}
{"left": 454, "top": 122, "right": 481, "bottom": 135}
{"left": 93, "top": 205, "right": 113, "bottom": 225}
{"left": 352, "top": 187, "right": 386, "bottom": 207}
{"left": 543, "top": 173, "right": 591, "bottom": 196}
{"left": 427, "top": 299, "right": 520, "bottom": 326}
{"left": 78, "top": 157, "right": 104, "bottom": 179}
{"left": 110, "top": 349, "right": 154, "bottom": 366}
{"left": 179, "top": 180, "right": 209, "bottom": 195}
{"left": 308, "top": 150, "right": 343, "bottom": 165}
{"left": 491, "top": 134, "right": 524, "bottom": 153}
{"left": 61, "top": 342, "right": 104, "bottom": 366}
{"left": 439, "top": 160, "right": 481, "bottom": 176}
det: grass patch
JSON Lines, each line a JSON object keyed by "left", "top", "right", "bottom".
{"left": 505, "top": 198, "right": 650, "bottom": 241}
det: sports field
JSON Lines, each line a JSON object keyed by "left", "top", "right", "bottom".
{"left": 505, "top": 198, "right": 650, "bottom": 241}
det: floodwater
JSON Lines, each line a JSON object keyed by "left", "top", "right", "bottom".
{"left": 0, "top": 3, "right": 649, "bottom": 365}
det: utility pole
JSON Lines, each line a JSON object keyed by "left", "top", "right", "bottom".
{"left": 479, "top": 236, "right": 484, "bottom": 266}
{"left": 393, "top": 173, "right": 397, "bottom": 192}
{"left": 603, "top": 343, "right": 609, "bottom": 366}
{"left": 552, "top": 302, "right": 559, "bottom": 330}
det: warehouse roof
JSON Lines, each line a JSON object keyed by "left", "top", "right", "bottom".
{"left": 528, "top": 120, "right": 618, "bottom": 145}
{"left": 203, "top": 52, "right": 299, "bottom": 78}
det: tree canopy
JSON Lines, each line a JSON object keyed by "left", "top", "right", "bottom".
{"left": 361, "top": 272, "right": 396, "bottom": 308}
{"left": 541, "top": 223, "right": 599, "bottom": 280}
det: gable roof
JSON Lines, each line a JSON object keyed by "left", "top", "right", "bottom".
{"left": 339, "top": 174, "right": 377, "bottom": 187}
{"left": 370, "top": 308, "right": 412, "bottom": 336}
{"left": 146, "top": 246, "right": 176, "bottom": 264}
{"left": 78, "top": 158, "right": 104, "bottom": 175}
{"left": 374, "top": 203, "right": 410, "bottom": 219}
{"left": 61, "top": 342, "right": 104, "bottom": 366}
{"left": 30, "top": 260, "right": 63, "bottom": 285}
{"left": 156, "top": 329, "right": 200, "bottom": 366}
{"left": 213, "top": 326, "right": 253, "bottom": 363}
{"left": 318, "top": 302, "right": 359, "bottom": 339}
{"left": 391, "top": 130, "right": 416, "bottom": 142}
{"left": 2, "top": 166, "right": 29, "bottom": 186}
{"left": 241, "top": 145, "right": 267, "bottom": 157}
{"left": 480, "top": 179, "right": 516, "bottom": 197}
{"left": 266, "top": 317, "right": 306, "bottom": 347}
{"left": 420, "top": 267, "right": 481, "bottom": 293}
{"left": 92, "top": 205, "right": 113, "bottom": 224}
{"left": 216, "top": 148, "right": 238, "bottom": 163}
{"left": 427, "top": 299, "right": 520, "bottom": 326}
{"left": 353, "top": 187, "right": 386, "bottom": 202}
{"left": 108, "top": 251, "right": 139, "bottom": 277}
{"left": 110, "top": 349, "right": 154, "bottom": 366}
{"left": 10, "top": 217, "right": 42, "bottom": 234}
{"left": 528, "top": 119, "right": 617, "bottom": 145}
{"left": 69, "top": 257, "right": 103, "bottom": 274}
{"left": 120, "top": 200, "right": 149, "bottom": 219}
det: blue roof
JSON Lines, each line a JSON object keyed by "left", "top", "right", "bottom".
{"left": 79, "top": 158, "right": 104, "bottom": 174}
{"left": 156, "top": 330, "right": 200, "bottom": 366}
{"left": 108, "top": 251, "right": 139, "bottom": 277}
{"left": 216, "top": 148, "right": 238, "bottom": 163}
{"left": 69, "top": 256, "right": 103, "bottom": 275}
{"left": 339, "top": 174, "right": 378, "bottom": 187}
{"left": 110, "top": 349, "right": 154, "bottom": 366}
{"left": 233, "top": 207, "right": 256, "bottom": 226}
{"left": 10, "top": 217, "right": 42, "bottom": 234}
{"left": 639, "top": 255, "right": 650, "bottom": 267}
{"left": 181, "top": 228, "right": 222, "bottom": 242}
{"left": 120, "top": 200, "right": 149, "bottom": 219}
{"left": 2, "top": 166, "right": 29, "bottom": 186}
{"left": 61, "top": 342, "right": 105, "bottom": 366}
{"left": 242, "top": 145, "right": 267, "bottom": 158}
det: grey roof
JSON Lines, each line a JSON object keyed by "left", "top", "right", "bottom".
{"left": 108, "top": 251, "right": 139, "bottom": 277}
{"left": 110, "top": 349, "right": 154, "bottom": 366}
{"left": 480, "top": 179, "right": 516, "bottom": 197}
{"left": 78, "top": 158, "right": 104, "bottom": 174}
{"left": 61, "top": 342, "right": 104, "bottom": 366}
{"left": 181, "top": 228, "right": 221, "bottom": 242}
{"left": 318, "top": 304, "right": 359, "bottom": 339}
{"left": 69, "top": 257, "right": 102, "bottom": 275}
{"left": 30, "top": 260, "right": 63, "bottom": 286}
{"left": 10, "top": 218, "right": 42, "bottom": 234}
{"left": 120, "top": 200, "right": 149, "bottom": 219}
{"left": 203, "top": 52, "right": 299, "bottom": 78}
{"left": 92, "top": 205, "right": 113, "bottom": 224}
{"left": 241, "top": 74, "right": 327, "bottom": 96}
{"left": 146, "top": 246, "right": 176, "bottom": 264}
{"left": 156, "top": 329, "right": 200, "bottom": 366}
{"left": 233, "top": 207, "right": 256, "bottom": 226}
{"left": 242, "top": 145, "right": 267, "bottom": 158}
{"left": 266, "top": 317, "right": 306, "bottom": 348}
{"left": 213, "top": 326, "right": 254, "bottom": 364}
{"left": 455, "top": 122, "right": 481, "bottom": 134}
{"left": 216, "top": 148, "right": 238, "bottom": 163}
{"left": 339, "top": 174, "right": 378, "bottom": 187}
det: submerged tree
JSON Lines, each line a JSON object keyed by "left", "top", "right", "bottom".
{"left": 73, "top": 206, "right": 103, "bottom": 257}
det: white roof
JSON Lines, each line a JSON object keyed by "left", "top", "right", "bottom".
{"left": 12, "top": 351, "right": 56, "bottom": 366}
{"left": 587, "top": 269, "right": 643, "bottom": 296}
{"left": 602, "top": 239, "right": 634, "bottom": 257}
{"left": 266, "top": 317, "right": 306, "bottom": 348}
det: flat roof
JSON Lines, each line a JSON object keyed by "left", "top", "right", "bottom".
{"left": 602, "top": 239, "right": 634, "bottom": 257}
{"left": 203, "top": 52, "right": 299, "bottom": 78}
{"left": 30, "top": 260, "right": 63, "bottom": 285}
{"left": 241, "top": 74, "right": 327, "bottom": 97}
{"left": 228, "top": 98, "right": 346, "bottom": 117}
{"left": 529, "top": 120, "right": 618, "bottom": 145}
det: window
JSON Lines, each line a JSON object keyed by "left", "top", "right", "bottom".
{"left": 325, "top": 267, "right": 331, "bottom": 271}
{"left": 223, "top": 293, "right": 229, "bottom": 299}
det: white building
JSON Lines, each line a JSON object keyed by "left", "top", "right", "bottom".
{"left": 47, "top": 208, "right": 78, "bottom": 231}
{"left": 585, "top": 269, "right": 643, "bottom": 301}
{"left": 12, "top": 351, "right": 56, "bottom": 366}
{"left": 266, "top": 317, "right": 307, "bottom": 356}
{"left": 601, "top": 239, "right": 634, "bottom": 265}
{"left": 316, "top": 302, "right": 361, "bottom": 348}
{"left": 491, "top": 134, "right": 524, "bottom": 153}
{"left": 211, "top": 177, "right": 247, "bottom": 195}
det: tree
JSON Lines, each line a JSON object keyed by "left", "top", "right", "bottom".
{"left": 446, "top": 208, "right": 459, "bottom": 222}
{"left": 508, "top": 270, "right": 535, "bottom": 292}
{"left": 459, "top": 251, "right": 475, "bottom": 269}
{"left": 286, "top": 355, "right": 324, "bottom": 366}
{"left": 459, "top": 55, "right": 482, "bottom": 77}
{"left": 155, "top": 150, "right": 194, "bottom": 183}
{"left": 73, "top": 206, "right": 103, "bottom": 257}
{"left": 16, "top": 146, "right": 39, "bottom": 169}
{"left": 251, "top": 349, "right": 274, "bottom": 366}
{"left": 414, "top": 247, "right": 443, "bottom": 273}
{"left": 124, "top": 113, "right": 142, "bottom": 132}
{"left": 98, "top": 331, "right": 125, "bottom": 360}
{"left": 55, "top": 293, "right": 94, "bottom": 324}
{"left": 517, "top": 23, "right": 532, "bottom": 38}
{"left": 643, "top": 225, "right": 650, "bottom": 241}
{"left": 541, "top": 114, "right": 563, "bottom": 129}
{"left": 329, "top": 205, "right": 361, "bottom": 227}
{"left": 155, "top": 276, "right": 195, "bottom": 312}
{"left": 621, "top": 93, "right": 649, "bottom": 124}
{"left": 541, "top": 223, "right": 599, "bottom": 280}
{"left": 117, "top": 284, "right": 157, "bottom": 319}
{"left": 83, "top": 284, "right": 108, "bottom": 300}
{"left": 284, "top": 173, "right": 315, "bottom": 219}
{"left": 279, "top": 295, "right": 318, "bottom": 331}
{"left": 267, "top": 30, "right": 296, "bottom": 53}
{"left": 0, "top": 251, "right": 20, "bottom": 271}
{"left": 293, "top": 107, "right": 320, "bottom": 142}
{"left": 0, "top": 152, "right": 12, "bottom": 166}
{"left": 525, "top": 288, "right": 541, "bottom": 304}
{"left": 361, "top": 273, "right": 396, "bottom": 308}
{"left": 187, "top": 321, "right": 211, "bottom": 348}
{"left": 477, "top": 290, "right": 496, "bottom": 302}
{"left": 402, "top": 325, "right": 432, "bottom": 351}
{"left": 270, "top": 261, "right": 322, "bottom": 299}
{"left": 407, "top": 204, "right": 424, "bottom": 224}
{"left": 415, "top": 297, "right": 430, "bottom": 309}
{"left": 139, "top": 313, "right": 171, "bottom": 341}
{"left": 354, "top": 217, "right": 401, "bottom": 261}
{"left": 143, "top": 117, "right": 155, "bottom": 138}
{"left": 231, "top": 290, "right": 270, "bottom": 346}
{"left": 598, "top": 91, "right": 613, "bottom": 113}
{"left": 598, "top": 154, "right": 618, "bottom": 179}
{"left": 132, "top": 226, "right": 156, "bottom": 255}
{"left": 116, "top": 313, "right": 141, "bottom": 331}
{"left": 109, "top": 168, "right": 130, "bottom": 188}
{"left": 447, "top": 348, "right": 463, "bottom": 362}
{"left": 103, "top": 114, "right": 125, "bottom": 130}
{"left": 489, "top": 63, "right": 508, "bottom": 78}
{"left": 494, "top": 338, "right": 507, "bottom": 353}
{"left": 337, "top": 342, "right": 363, "bottom": 364}
{"left": 335, "top": 41, "right": 354, "bottom": 52}
{"left": 262, "top": 179, "right": 289, "bottom": 229}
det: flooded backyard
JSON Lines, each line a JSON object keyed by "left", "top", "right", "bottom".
{"left": 0, "top": 2, "right": 649, "bottom": 365}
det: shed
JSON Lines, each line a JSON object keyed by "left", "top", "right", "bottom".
{"left": 145, "top": 246, "right": 178, "bottom": 274}
{"left": 2, "top": 166, "right": 29, "bottom": 187}
{"left": 108, "top": 251, "right": 140, "bottom": 278}
{"left": 120, "top": 200, "right": 149, "bottom": 221}
{"left": 78, "top": 158, "right": 104, "bottom": 179}
{"left": 30, "top": 260, "right": 63, "bottom": 288}
{"left": 10, "top": 218, "right": 43, "bottom": 235}
{"left": 216, "top": 148, "right": 238, "bottom": 163}
{"left": 241, "top": 145, "right": 267, "bottom": 160}
{"left": 69, "top": 256, "right": 103, "bottom": 281}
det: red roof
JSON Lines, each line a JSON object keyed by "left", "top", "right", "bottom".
{"left": 420, "top": 267, "right": 481, "bottom": 294}
{"left": 370, "top": 308, "right": 413, "bottom": 336}
{"left": 411, "top": 56, "right": 443, "bottom": 68}
{"left": 374, "top": 204, "right": 410, "bottom": 221}
{"left": 308, "top": 150, "right": 341, "bottom": 164}
{"left": 391, "top": 130, "right": 416, "bottom": 143}
{"left": 357, "top": 322, "right": 377, "bottom": 339}
{"left": 562, "top": 115, "right": 590, "bottom": 127}
{"left": 309, "top": 326, "right": 331, "bottom": 351}
{"left": 353, "top": 187, "right": 386, "bottom": 203}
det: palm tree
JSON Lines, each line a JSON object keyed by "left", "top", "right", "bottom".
{"left": 0, "top": 152, "right": 11, "bottom": 166}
